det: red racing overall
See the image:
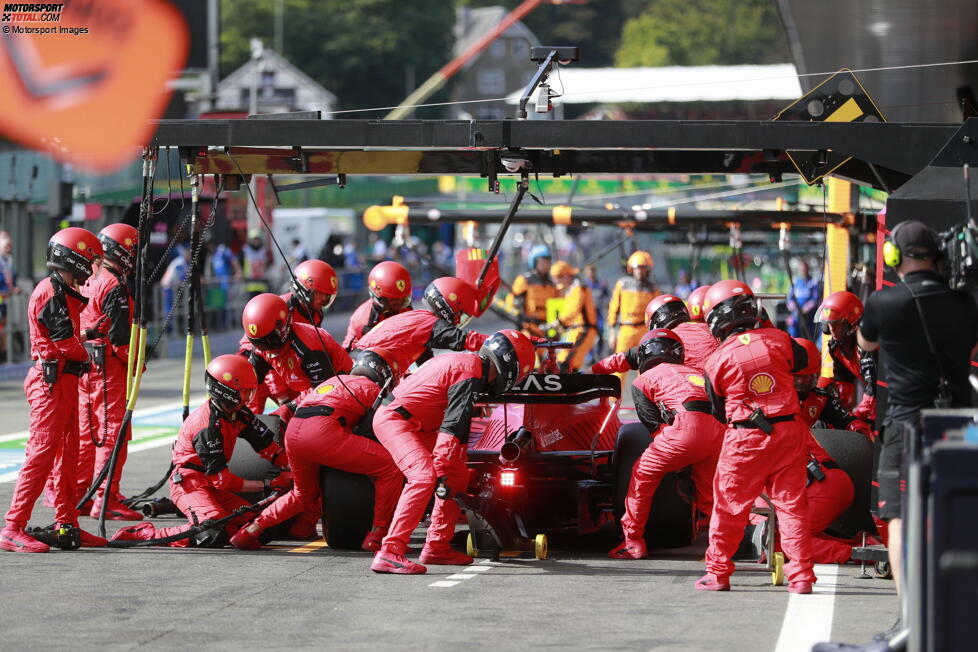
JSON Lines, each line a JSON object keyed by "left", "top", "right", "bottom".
{"left": 593, "top": 321, "right": 719, "bottom": 374}
{"left": 5, "top": 274, "right": 90, "bottom": 530}
{"left": 342, "top": 299, "right": 410, "bottom": 351}
{"left": 353, "top": 309, "right": 486, "bottom": 377}
{"left": 704, "top": 328, "right": 815, "bottom": 584}
{"left": 74, "top": 266, "right": 133, "bottom": 504}
{"left": 153, "top": 402, "right": 287, "bottom": 546}
{"left": 372, "top": 353, "right": 485, "bottom": 555}
{"left": 622, "top": 363, "right": 725, "bottom": 540}
{"left": 246, "top": 322, "right": 352, "bottom": 411}
{"left": 250, "top": 375, "right": 402, "bottom": 536}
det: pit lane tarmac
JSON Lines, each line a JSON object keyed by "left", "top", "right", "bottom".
{"left": 0, "top": 440, "right": 897, "bottom": 651}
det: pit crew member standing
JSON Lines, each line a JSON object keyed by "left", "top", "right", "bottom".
{"left": 281, "top": 259, "right": 338, "bottom": 328}
{"left": 750, "top": 337, "right": 873, "bottom": 565}
{"left": 75, "top": 223, "right": 143, "bottom": 520}
{"left": 591, "top": 293, "right": 717, "bottom": 374}
{"left": 609, "top": 329, "right": 724, "bottom": 560}
{"left": 1, "top": 228, "right": 107, "bottom": 553}
{"left": 343, "top": 261, "right": 413, "bottom": 350}
{"left": 231, "top": 348, "right": 403, "bottom": 552}
{"left": 698, "top": 280, "right": 815, "bottom": 593}
{"left": 548, "top": 261, "right": 598, "bottom": 372}
{"left": 507, "top": 244, "right": 559, "bottom": 339}
{"left": 111, "top": 355, "right": 290, "bottom": 547}
{"left": 607, "top": 251, "right": 661, "bottom": 369}
{"left": 857, "top": 220, "right": 978, "bottom": 599}
{"left": 353, "top": 277, "right": 487, "bottom": 376}
{"left": 370, "top": 330, "right": 535, "bottom": 574}
{"left": 242, "top": 293, "right": 352, "bottom": 411}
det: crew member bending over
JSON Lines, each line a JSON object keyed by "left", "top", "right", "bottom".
{"left": 231, "top": 348, "right": 403, "bottom": 553}
{"left": 370, "top": 330, "right": 536, "bottom": 574}
{"left": 608, "top": 329, "right": 724, "bottom": 560}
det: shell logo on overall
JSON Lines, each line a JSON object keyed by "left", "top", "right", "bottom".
{"left": 749, "top": 373, "right": 775, "bottom": 395}
{"left": 686, "top": 374, "right": 705, "bottom": 387}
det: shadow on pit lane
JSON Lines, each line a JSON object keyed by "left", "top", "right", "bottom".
{"left": 491, "top": 558, "right": 706, "bottom": 578}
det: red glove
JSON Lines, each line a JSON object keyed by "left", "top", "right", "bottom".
{"left": 529, "top": 336, "right": 549, "bottom": 345}
{"left": 464, "top": 330, "right": 489, "bottom": 352}
{"left": 211, "top": 469, "right": 246, "bottom": 492}
{"left": 591, "top": 353, "right": 629, "bottom": 375}
{"left": 266, "top": 470, "right": 294, "bottom": 493}
{"left": 847, "top": 419, "right": 874, "bottom": 441}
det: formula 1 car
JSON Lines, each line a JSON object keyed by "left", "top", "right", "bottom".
{"left": 459, "top": 368, "right": 696, "bottom": 560}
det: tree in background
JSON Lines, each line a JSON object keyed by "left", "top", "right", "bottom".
{"left": 220, "top": 0, "right": 454, "bottom": 113}
{"left": 615, "top": 0, "right": 789, "bottom": 67}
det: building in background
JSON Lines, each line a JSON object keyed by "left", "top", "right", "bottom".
{"left": 211, "top": 49, "right": 337, "bottom": 116}
{"left": 449, "top": 6, "right": 541, "bottom": 120}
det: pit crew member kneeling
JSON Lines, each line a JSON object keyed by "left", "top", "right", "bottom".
{"left": 370, "top": 329, "right": 536, "bottom": 574}
{"left": 230, "top": 348, "right": 404, "bottom": 552}
{"left": 698, "top": 280, "right": 815, "bottom": 593}
{"left": 111, "top": 355, "right": 291, "bottom": 547}
{"left": 609, "top": 328, "right": 724, "bottom": 560}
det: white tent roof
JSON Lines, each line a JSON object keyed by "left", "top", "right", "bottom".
{"left": 505, "top": 63, "right": 802, "bottom": 104}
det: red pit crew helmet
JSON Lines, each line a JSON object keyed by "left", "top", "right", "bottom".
{"left": 687, "top": 285, "right": 710, "bottom": 322}
{"left": 292, "top": 259, "right": 338, "bottom": 313}
{"left": 205, "top": 354, "right": 258, "bottom": 415}
{"left": 479, "top": 329, "right": 536, "bottom": 394}
{"left": 644, "top": 294, "right": 690, "bottom": 330}
{"left": 636, "top": 328, "right": 685, "bottom": 372}
{"left": 704, "top": 280, "right": 758, "bottom": 341}
{"left": 98, "top": 223, "right": 138, "bottom": 274}
{"left": 242, "top": 293, "right": 292, "bottom": 351}
{"left": 423, "top": 277, "right": 477, "bottom": 326}
{"left": 47, "top": 227, "right": 103, "bottom": 282}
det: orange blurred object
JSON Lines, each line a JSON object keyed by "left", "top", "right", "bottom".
{"left": 0, "top": 0, "right": 188, "bottom": 171}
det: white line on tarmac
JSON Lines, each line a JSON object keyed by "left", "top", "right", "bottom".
{"left": 774, "top": 563, "right": 839, "bottom": 652}
{"left": 428, "top": 559, "right": 494, "bottom": 588}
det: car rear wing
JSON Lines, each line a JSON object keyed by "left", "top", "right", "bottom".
{"left": 477, "top": 373, "right": 620, "bottom": 405}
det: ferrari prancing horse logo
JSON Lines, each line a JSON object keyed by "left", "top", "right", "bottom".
{"left": 396, "top": 280, "right": 406, "bottom": 292}
{"left": 738, "top": 333, "right": 751, "bottom": 345}
{"left": 248, "top": 324, "right": 258, "bottom": 336}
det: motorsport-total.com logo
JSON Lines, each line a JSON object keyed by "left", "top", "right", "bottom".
{"left": 1, "top": 3, "right": 64, "bottom": 22}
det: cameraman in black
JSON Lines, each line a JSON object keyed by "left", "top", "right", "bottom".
{"left": 858, "top": 220, "right": 978, "bottom": 613}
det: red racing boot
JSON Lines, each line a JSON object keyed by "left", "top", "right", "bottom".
{"left": 608, "top": 538, "right": 648, "bottom": 560}
{"left": 287, "top": 512, "right": 320, "bottom": 540}
{"left": 230, "top": 526, "right": 263, "bottom": 551}
{"left": 90, "top": 497, "right": 143, "bottom": 521}
{"left": 694, "top": 574, "right": 731, "bottom": 591}
{"left": 361, "top": 528, "right": 385, "bottom": 553}
{"left": 419, "top": 543, "right": 473, "bottom": 566}
{"left": 110, "top": 521, "right": 157, "bottom": 543}
{"left": 0, "top": 526, "right": 50, "bottom": 553}
{"left": 788, "top": 581, "right": 813, "bottom": 594}
{"left": 371, "top": 549, "right": 427, "bottom": 574}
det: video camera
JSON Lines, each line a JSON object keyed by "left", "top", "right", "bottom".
{"left": 941, "top": 222, "right": 978, "bottom": 291}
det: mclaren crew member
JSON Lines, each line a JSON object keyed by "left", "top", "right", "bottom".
{"left": 547, "top": 261, "right": 598, "bottom": 372}
{"left": 507, "top": 244, "right": 559, "bottom": 338}
{"left": 282, "top": 259, "right": 339, "bottom": 328}
{"left": 698, "top": 280, "right": 815, "bottom": 593}
{"left": 607, "top": 251, "right": 661, "bottom": 370}
{"left": 1, "top": 228, "right": 107, "bottom": 552}
{"left": 857, "top": 220, "right": 978, "bottom": 600}
{"left": 343, "top": 261, "right": 413, "bottom": 351}
{"left": 112, "top": 356, "right": 291, "bottom": 547}
{"left": 74, "top": 223, "right": 143, "bottom": 520}
{"left": 231, "top": 348, "right": 403, "bottom": 553}
{"left": 815, "top": 290, "right": 876, "bottom": 421}
{"left": 353, "top": 277, "right": 487, "bottom": 377}
{"left": 609, "top": 329, "right": 724, "bottom": 560}
{"left": 370, "top": 330, "right": 536, "bottom": 574}
{"left": 591, "top": 293, "right": 718, "bottom": 374}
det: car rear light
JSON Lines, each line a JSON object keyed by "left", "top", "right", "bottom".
{"left": 499, "top": 469, "right": 517, "bottom": 488}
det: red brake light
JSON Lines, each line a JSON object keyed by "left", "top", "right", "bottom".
{"left": 499, "top": 469, "right": 517, "bottom": 488}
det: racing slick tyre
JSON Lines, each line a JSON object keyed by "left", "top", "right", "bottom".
{"left": 613, "top": 422, "right": 696, "bottom": 550}
{"left": 320, "top": 467, "right": 375, "bottom": 550}
{"left": 811, "top": 428, "right": 876, "bottom": 538}
{"left": 227, "top": 415, "right": 283, "bottom": 480}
